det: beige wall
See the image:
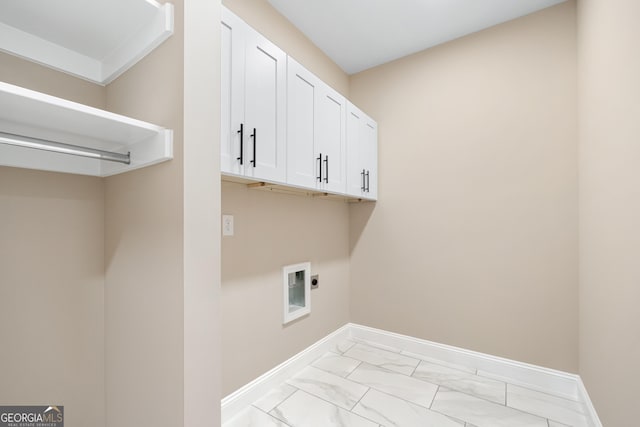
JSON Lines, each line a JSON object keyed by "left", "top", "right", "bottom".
{"left": 349, "top": 2, "right": 579, "bottom": 373}
{"left": 221, "top": 183, "right": 350, "bottom": 394}
{"left": 104, "top": 1, "right": 185, "bottom": 426}
{"left": 0, "top": 168, "right": 105, "bottom": 427}
{"left": 222, "top": 0, "right": 349, "bottom": 96}
{"left": 0, "top": 54, "right": 106, "bottom": 427}
{"left": 0, "top": 51, "right": 105, "bottom": 107}
{"left": 578, "top": 0, "right": 640, "bottom": 425}
{"left": 219, "top": 0, "right": 352, "bottom": 396}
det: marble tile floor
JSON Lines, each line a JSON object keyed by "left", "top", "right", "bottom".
{"left": 224, "top": 339, "right": 589, "bottom": 427}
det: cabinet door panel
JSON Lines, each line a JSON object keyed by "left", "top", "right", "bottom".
{"left": 318, "top": 88, "right": 346, "bottom": 194}
{"left": 244, "top": 29, "right": 286, "bottom": 183}
{"left": 346, "top": 102, "right": 377, "bottom": 200}
{"left": 220, "top": 10, "right": 245, "bottom": 175}
{"left": 287, "top": 58, "right": 318, "bottom": 188}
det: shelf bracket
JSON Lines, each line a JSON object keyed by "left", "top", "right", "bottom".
{"left": 247, "top": 182, "right": 275, "bottom": 189}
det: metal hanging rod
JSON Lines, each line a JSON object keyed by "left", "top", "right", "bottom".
{"left": 0, "top": 131, "right": 131, "bottom": 165}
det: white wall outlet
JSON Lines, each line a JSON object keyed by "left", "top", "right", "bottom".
{"left": 222, "top": 214, "right": 234, "bottom": 236}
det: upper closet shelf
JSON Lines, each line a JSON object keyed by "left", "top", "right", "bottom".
{"left": 0, "top": 0, "right": 174, "bottom": 85}
{"left": 0, "top": 81, "right": 173, "bottom": 177}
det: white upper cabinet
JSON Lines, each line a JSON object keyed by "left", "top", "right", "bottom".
{"left": 221, "top": 7, "right": 287, "bottom": 184}
{"left": 346, "top": 102, "right": 378, "bottom": 200}
{"left": 286, "top": 57, "right": 346, "bottom": 194}
{"left": 221, "top": 7, "right": 376, "bottom": 201}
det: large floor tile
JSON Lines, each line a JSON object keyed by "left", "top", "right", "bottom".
{"left": 348, "top": 363, "right": 438, "bottom": 408}
{"left": 431, "top": 388, "right": 548, "bottom": 427}
{"left": 253, "top": 383, "right": 298, "bottom": 413}
{"left": 285, "top": 366, "right": 369, "bottom": 410}
{"left": 312, "top": 352, "right": 362, "bottom": 377}
{"left": 352, "top": 389, "right": 464, "bottom": 427}
{"left": 225, "top": 406, "right": 289, "bottom": 427}
{"left": 270, "top": 390, "right": 378, "bottom": 427}
{"left": 507, "top": 384, "right": 589, "bottom": 427}
{"left": 344, "top": 343, "right": 420, "bottom": 375}
{"left": 333, "top": 339, "right": 357, "bottom": 354}
{"left": 412, "top": 360, "right": 506, "bottom": 404}
{"left": 400, "top": 350, "right": 477, "bottom": 374}
{"left": 353, "top": 338, "right": 403, "bottom": 353}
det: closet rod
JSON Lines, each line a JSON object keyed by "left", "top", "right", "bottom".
{"left": 0, "top": 131, "right": 131, "bottom": 165}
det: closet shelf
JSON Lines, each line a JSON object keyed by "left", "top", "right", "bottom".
{"left": 0, "top": 81, "right": 173, "bottom": 177}
{"left": 0, "top": 0, "right": 174, "bottom": 85}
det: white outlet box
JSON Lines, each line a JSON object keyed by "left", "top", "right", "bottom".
{"left": 222, "top": 214, "right": 234, "bottom": 236}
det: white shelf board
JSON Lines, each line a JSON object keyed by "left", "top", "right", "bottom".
{"left": 0, "top": 0, "right": 174, "bottom": 85}
{"left": 0, "top": 81, "right": 173, "bottom": 177}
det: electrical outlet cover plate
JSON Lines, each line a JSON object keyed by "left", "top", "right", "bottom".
{"left": 222, "top": 214, "right": 234, "bottom": 236}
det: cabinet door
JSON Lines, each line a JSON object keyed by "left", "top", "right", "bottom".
{"left": 346, "top": 102, "right": 378, "bottom": 200}
{"left": 244, "top": 27, "right": 287, "bottom": 183}
{"left": 346, "top": 102, "right": 365, "bottom": 197}
{"left": 220, "top": 8, "right": 246, "bottom": 176}
{"left": 362, "top": 117, "right": 378, "bottom": 200}
{"left": 317, "top": 84, "right": 346, "bottom": 194}
{"left": 287, "top": 57, "right": 320, "bottom": 189}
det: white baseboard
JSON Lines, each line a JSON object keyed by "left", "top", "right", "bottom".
{"left": 348, "top": 323, "right": 579, "bottom": 399}
{"left": 577, "top": 377, "right": 603, "bottom": 427}
{"left": 221, "top": 323, "right": 602, "bottom": 427}
{"left": 220, "top": 324, "right": 350, "bottom": 423}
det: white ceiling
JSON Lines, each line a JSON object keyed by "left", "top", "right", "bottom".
{"left": 267, "top": 0, "right": 567, "bottom": 74}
